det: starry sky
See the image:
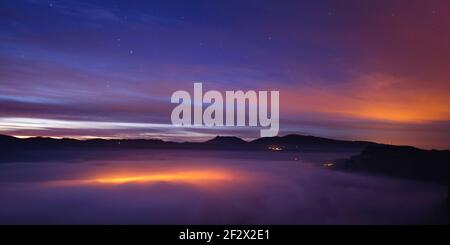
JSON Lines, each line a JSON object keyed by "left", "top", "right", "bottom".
{"left": 1, "top": 0, "right": 449, "bottom": 149}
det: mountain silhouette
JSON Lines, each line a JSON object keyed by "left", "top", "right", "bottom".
{"left": 0, "top": 133, "right": 449, "bottom": 186}
{"left": 206, "top": 136, "right": 248, "bottom": 145}
{"left": 0, "top": 133, "right": 374, "bottom": 152}
{"left": 250, "top": 134, "right": 375, "bottom": 151}
{"left": 0, "top": 133, "right": 375, "bottom": 162}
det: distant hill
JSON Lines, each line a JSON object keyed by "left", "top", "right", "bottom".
{"left": 0, "top": 133, "right": 377, "bottom": 162}
{"left": 206, "top": 136, "right": 248, "bottom": 145}
{"left": 0, "top": 134, "right": 20, "bottom": 143}
{"left": 0, "top": 133, "right": 376, "bottom": 152}
{"left": 250, "top": 134, "right": 375, "bottom": 151}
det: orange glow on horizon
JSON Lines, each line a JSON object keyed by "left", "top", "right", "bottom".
{"left": 281, "top": 75, "right": 450, "bottom": 123}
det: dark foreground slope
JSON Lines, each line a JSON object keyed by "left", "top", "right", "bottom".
{"left": 338, "top": 145, "right": 450, "bottom": 185}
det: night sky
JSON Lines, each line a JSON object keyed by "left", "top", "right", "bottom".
{"left": 1, "top": 0, "right": 449, "bottom": 149}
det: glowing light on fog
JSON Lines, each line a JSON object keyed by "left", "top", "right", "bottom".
{"left": 49, "top": 169, "right": 236, "bottom": 186}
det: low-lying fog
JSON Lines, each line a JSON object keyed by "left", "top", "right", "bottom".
{"left": 0, "top": 149, "right": 447, "bottom": 224}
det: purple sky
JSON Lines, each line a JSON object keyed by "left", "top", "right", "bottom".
{"left": 1, "top": 0, "right": 449, "bottom": 149}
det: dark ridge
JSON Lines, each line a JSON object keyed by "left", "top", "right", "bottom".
{"left": 0, "top": 134, "right": 18, "bottom": 140}
{"left": 0, "top": 133, "right": 376, "bottom": 152}
{"left": 206, "top": 136, "right": 248, "bottom": 145}
{"left": 250, "top": 134, "right": 376, "bottom": 151}
{"left": 338, "top": 144, "right": 450, "bottom": 185}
